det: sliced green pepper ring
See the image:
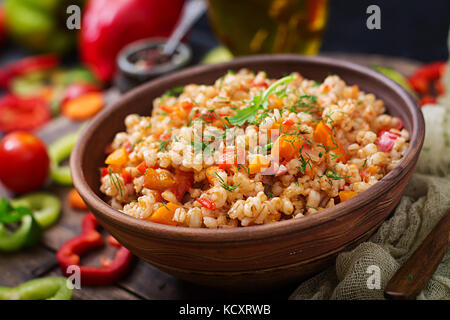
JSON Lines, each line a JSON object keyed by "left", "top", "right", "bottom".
{"left": 11, "top": 193, "right": 61, "bottom": 229}
{"left": 49, "top": 131, "right": 80, "bottom": 186}
{"left": 0, "top": 214, "right": 42, "bottom": 253}
{"left": 0, "top": 277, "right": 72, "bottom": 300}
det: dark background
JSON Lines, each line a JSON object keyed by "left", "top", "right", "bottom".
{"left": 1, "top": 0, "right": 449, "bottom": 66}
{"left": 189, "top": 0, "right": 450, "bottom": 63}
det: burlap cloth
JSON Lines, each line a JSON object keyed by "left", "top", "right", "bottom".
{"left": 290, "top": 63, "right": 450, "bottom": 300}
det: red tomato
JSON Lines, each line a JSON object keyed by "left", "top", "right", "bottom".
{"left": 0, "top": 131, "right": 49, "bottom": 193}
{"left": 61, "top": 83, "right": 100, "bottom": 106}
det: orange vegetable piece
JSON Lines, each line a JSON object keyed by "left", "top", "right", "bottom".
{"left": 105, "top": 147, "right": 129, "bottom": 166}
{"left": 149, "top": 202, "right": 181, "bottom": 226}
{"left": 313, "top": 121, "right": 347, "bottom": 162}
{"left": 339, "top": 190, "right": 358, "bottom": 202}
{"left": 62, "top": 92, "right": 104, "bottom": 121}
{"left": 206, "top": 166, "right": 220, "bottom": 184}
{"left": 68, "top": 188, "right": 88, "bottom": 210}
{"left": 249, "top": 155, "right": 270, "bottom": 174}
{"left": 273, "top": 134, "right": 309, "bottom": 161}
{"left": 144, "top": 168, "right": 175, "bottom": 190}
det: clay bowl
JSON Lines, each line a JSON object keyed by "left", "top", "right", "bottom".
{"left": 71, "top": 55, "right": 424, "bottom": 291}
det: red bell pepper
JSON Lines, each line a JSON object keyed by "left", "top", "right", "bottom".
{"left": 168, "top": 169, "right": 194, "bottom": 201}
{"left": 80, "top": 0, "right": 184, "bottom": 82}
{"left": 0, "top": 94, "right": 51, "bottom": 133}
{"left": 0, "top": 55, "right": 60, "bottom": 89}
{"left": 56, "top": 213, "right": 134, "bottom": 286}
{"left": 196, "top": 198, "right": 216, "bottom": 210}
{"left": 375, "top": 130, "right": 401, "bottom": 153}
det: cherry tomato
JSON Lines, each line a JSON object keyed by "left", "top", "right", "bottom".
{"left": 0, "top": 131, "right": 50, "bottom": 193}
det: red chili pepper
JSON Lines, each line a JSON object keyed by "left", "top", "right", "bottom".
{"left": 408, "top": 61, "right": 446, "bottom": 106}
{"left": 196, "top": 198, "right": 216, "bottom": 210}
{"left": 0, "top": 55, "right": 60, "bottom": 89}
{"left": 375, "top": 130, "right": 401, "bottom": 153}
{"left": 0, "top": 94, "right": 51, "bottom": 133}
{"left": 282, "top": 119, "right": 295, "bottom": 126}
{"left": 251, "top": 81, "right": 268, "bottom": 88}
{"left": 56, "top": 213, "right": 134, "bottom": 286}
{"left": 168, "top": 169, "right": 194, "bottom": 201}
{"left": 419, "top": 95, "right": 437, "bottom": 106}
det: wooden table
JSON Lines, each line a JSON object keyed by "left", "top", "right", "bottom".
{"left": 0, "top": 54, "right": 421, "bottom": 300}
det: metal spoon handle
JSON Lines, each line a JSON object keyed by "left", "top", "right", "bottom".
{"left": 162, "top": 0, "right": 207, "bottom": 57}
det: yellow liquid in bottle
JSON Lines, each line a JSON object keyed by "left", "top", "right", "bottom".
{"left": 207, "top": 0, "right": 329, "bottom": 56}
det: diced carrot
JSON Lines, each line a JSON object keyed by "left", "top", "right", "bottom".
{"left": 144, "top": 168, "right": 175, "bottom": 190}
{"left": 68, "top": 188, "right": 88, "bottom": 210}
{"left": 160, "top": 105, "right": 173, "bottom": 113}
{"left": 313, "top": 121, "right": 347, "bottom": 162}
{"left": 249, "top": 155, "right": 270, "bottom": 174}
{"left": 149, "top": 202, "right": 181, "bottom": 226}
{"left": 268, "top": 94, "right": 283, "bottom": 109}
{"left": 339, "top": 190, "right": 358, "bottom": 202}
{"left": 105, "top": 147, "right": 129, "bottom": 166}
{"left": 180, "top": 101, "right": 194, "bottom": 110}
{"left": 61, "top": 92, "right": 104, "bottom": 121}
{"left": 206, "top": 166, "right": 221, "bottom": 184}
{"left": 273, "top": 134, "right": 310, "bottom": 161}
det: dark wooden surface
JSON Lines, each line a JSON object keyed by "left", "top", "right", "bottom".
{"left": 384, "top": 209, "right": 450, "bottom": 300}
{"left": 0, "top": 54, "right": 421, "bottom": 300}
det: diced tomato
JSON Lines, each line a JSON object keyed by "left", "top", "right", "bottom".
{"left": 196, "top": 198, "right": 216, "bottom": 210}
{"left": 168, "top": 169, "right": 193, "bottom": 201}
{"left": 121, "top": 169, "right": 132, "bottom": 184}
{"left": 375, "top": 130, "right": 400, "bottom": 152}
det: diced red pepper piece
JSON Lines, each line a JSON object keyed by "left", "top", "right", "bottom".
{"left": 137, "top": 161, "right": 148, "bottom": 175}
{"left": 218, "top": 146, "right": 245, "bottom": 169}
{"left": 196, "top": 198, "right": 216, "bottom": 210}
{"left": 168, "top": 169, "right": 194, "bottom": 201}
{"left": 376, "top": 130, "right": 401, "bottom": 152}
{"left": 101, "top": 167, "right": 109, "bottom": 177}
{"left": 121, "top": 169, "right": 132, "bottom": 184}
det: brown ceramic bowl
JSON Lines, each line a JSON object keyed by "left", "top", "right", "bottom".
{"left": 71, "top": 55, "right": 424, "bottom": 291}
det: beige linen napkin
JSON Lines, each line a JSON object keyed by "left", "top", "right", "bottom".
{"left": 290, "top": 62, "right": 450, "bottom": 300}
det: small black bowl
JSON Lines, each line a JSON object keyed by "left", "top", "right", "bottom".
{"left": 115, "top": 38, "right": 192, "bottom": 92}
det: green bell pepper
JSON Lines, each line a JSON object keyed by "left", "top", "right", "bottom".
{"left": 11, "top": 192, "right": 61, "bottom": 229}
{"left": 4, "top": 0, "right": 85, "bottom": 53}
{"left": 0, "top": 277, "right": 72, "bottom": 300}
{"left": 49, "top": 131, "right": 80, "bottom": 186}
{"left": 0, "top": 211, "right": 42, "bottom": 253}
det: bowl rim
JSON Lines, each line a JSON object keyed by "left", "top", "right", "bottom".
{"left": 71, "top": 54, "right": 424, "bottom": 243}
